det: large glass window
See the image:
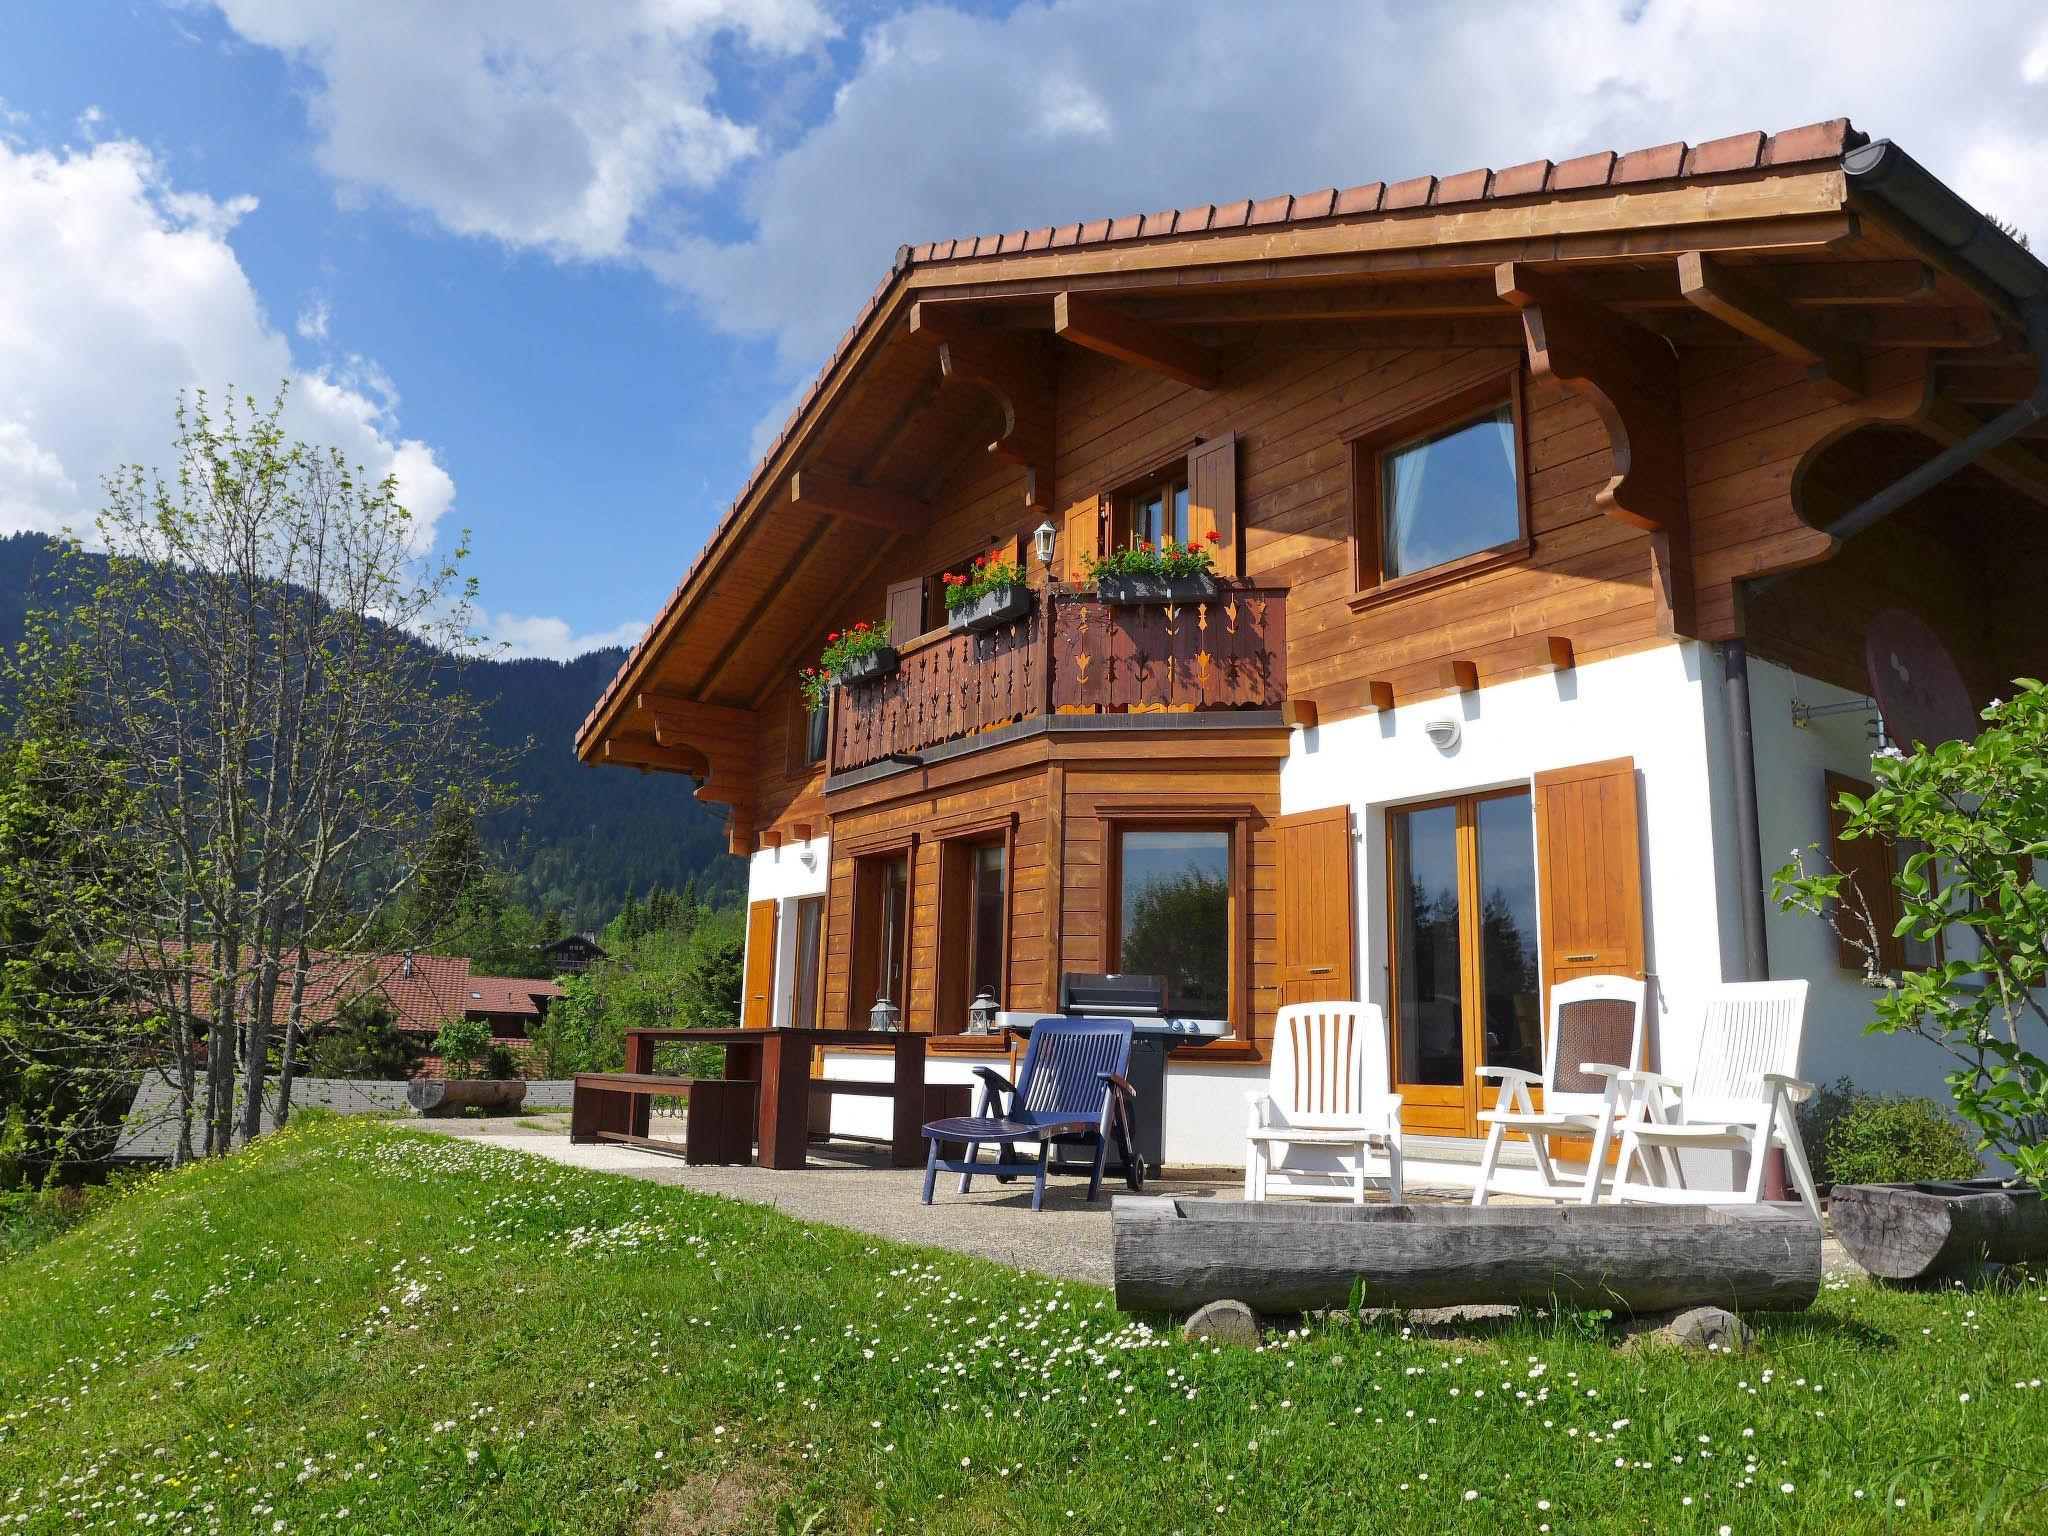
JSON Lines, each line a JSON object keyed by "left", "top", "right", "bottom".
{"left": 850, "top": 852, "right": 911, "bottom": 1022}
{"left": 968, "top": 842, "right": 1006, "bottom": 1003}
{"left": 1117, "top": 827, "right": 1230, "bottom": 1019}
{"left": 1357, "top": 388, "right": 1524, "bottom": 590}
{"left": 1388, "top": 790, "right": 1539, "bottom": 1091}
{"left": 790, "top": 896, "right": 823, "bottom": 1028}
{"left": 1118, "top": 474, "right": 1189, "bottom": 551}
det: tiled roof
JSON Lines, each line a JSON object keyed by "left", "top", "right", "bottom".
{"left": 579, "top": 118, "right": 1861, "bottom": 749}
{"left": 133, "top": 950, "right": 564, "bottom": 1033}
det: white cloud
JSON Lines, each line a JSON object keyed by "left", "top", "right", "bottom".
{"left": 650, "top": 0, "right": 2048, "bottom": 374}
{"left": 0, "top": 135, "right": 454, "bottom": 544}
{"left": 296, "top": 293, "right": 331, "bottom": 341}
{"left": 487, "top": 610, "right": 646, "bottom": 660}
{"left": 201, "top": 0, "right": 838, "bottom": 259}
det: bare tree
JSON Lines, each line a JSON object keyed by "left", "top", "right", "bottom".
{"left": 22, "top": 387, "right": 512, "bottom": 1160}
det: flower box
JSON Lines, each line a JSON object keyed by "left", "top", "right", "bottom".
{"left": 833, "top": 645, "right": 900, "bottom": 688}
{"left": 1096, "top": 572, "right": 1220, "bottom": 606}
{"left": 946, "top": 582, "right": 1034, "bottom": 633}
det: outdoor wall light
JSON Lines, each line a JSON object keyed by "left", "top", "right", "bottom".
{"left": 1033, "top": 519, "right": 1057, "bottom": 570}
{"left": 966, "top": 988, "right": 999, "bottom": 1034}
{"left": 868, "top": 994, "right": 902, "bottom": 1032}
{"left": 797, "top": 842, "right": 817, "bottom": 870}
{"left": 1424, "top": 717, "right": 1462, "bottom": 752}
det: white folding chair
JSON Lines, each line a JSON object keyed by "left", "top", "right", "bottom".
{"left": 1471, "top": 974, "right": 1648, "bottom": 1206}
{"left": 1612, "top": 980, "right": 1820, "bottom": 1208}
{"left": 1246, "top": 1002, "right": 1403, "bottom": 1204}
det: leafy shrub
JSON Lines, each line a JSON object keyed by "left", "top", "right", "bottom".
{"left": 1797, "top": 1078, "right": 1981, "bottom": 1189}
{"left": 304, "top": 995, "right": 420, "bottom": 1080}
{"left": 531, "top": 905, "right": 748, "bottom": 1078}
{"left": 481, "top": 1043, "right": 523, "bottom": 1081}
{"left": 432, "top": 1017, "right": 492, "bottom": 1080}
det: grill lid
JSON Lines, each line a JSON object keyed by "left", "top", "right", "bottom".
{"left": 1060, "top": 972, "right": 1167, "bottom": 1016}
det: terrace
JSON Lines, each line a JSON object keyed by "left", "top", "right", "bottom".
{"left": 826, "top": 583, "right": 1290, "bottom": 780}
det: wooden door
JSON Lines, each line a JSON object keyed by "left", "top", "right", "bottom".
{"left": 741, "top": 899, "right": 778, "bottom": 1029}
{"left": 1532, "top": 757, "right": 1646, "bottom": 997}
{"left": 1275, "top": 806, "right": 1355, "bottom": 1006}
{"left": 788, "top": 896, "right": 824, "bottom": 1028}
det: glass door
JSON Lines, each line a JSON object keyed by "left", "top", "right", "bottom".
{"left": 789, "top": 896, "right": 823, "bottom": 1028}
{"left": 1386, "top": 788, "right": 1540, "bottom": 1137}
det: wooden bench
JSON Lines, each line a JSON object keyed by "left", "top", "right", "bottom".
{"left": 570, "top": 1072, "right": 757, "bottom": 1165}
{"left": 806, "top": 1077, "right": 972, "bottom": 1165}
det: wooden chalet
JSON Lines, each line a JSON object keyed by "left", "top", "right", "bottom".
{"left": 578, "top": 119, "right": 2047, "bottom": 1171}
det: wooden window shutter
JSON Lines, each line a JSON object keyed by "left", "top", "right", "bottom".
{"left": 883, "top": 577, "right": 923, "bottom": 641}
{"left": 1275, "top": 806, "right": 1356, "bottom": 1017}
{"left": 1186, "top": 431, "right": 1239, "bottom": 578}
{"left": 1063, "top": 495, "right": 1105, "bottom": 582}
{"left": 741, "top": 899, "right": 779, "bottom": 1028}
{"left": 1824, "top": 770, "right": 1900, "bottom": 973}
{"left": 1532, "top": 757, "right": 1646, "bottom": 999}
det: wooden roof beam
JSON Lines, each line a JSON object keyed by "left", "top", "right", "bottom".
{"left": 1053, "top": 291, "right": 1218, "bottom": 389}
{"left": 789, "top": 469, "right": 931, "bottom": 534}
{"left": 1679, "top": 251, "right": 1865, "bottom": 401}
{"left": 1919, "top": 397, "right": 2048, "bottom": 510}
{"left": 909, "top": 301, "right": 1056, "bottom": 512}
{"left": 1497, "top": 261, "right": 1694, "bottom": 639}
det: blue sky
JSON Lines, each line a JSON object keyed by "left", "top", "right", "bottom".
{"left": 3, "top": 2, "right": 2043, "bottom": 656}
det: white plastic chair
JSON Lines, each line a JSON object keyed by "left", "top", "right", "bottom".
{"left": 1246, "top": 1002, "right": 1403, "bottom": 1204}
{"left": 1612, "top": 980, "right": 1820, "bottom": 1208}
{"left": 1471, "top": 974, "right": 1648, "bottom": 1206}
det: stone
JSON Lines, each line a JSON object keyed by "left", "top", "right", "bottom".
{"left": 1182, "top": 1299, "right": 1261, "bottom": 1347}
{"left": 1620, "top": 1305, "right": 1755, "bottom": 1355}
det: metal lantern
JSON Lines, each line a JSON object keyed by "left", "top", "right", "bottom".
{"left": 1033, "top": 519, "right": 1058, "bottom": 570}
{"left": 868, "top": 993, "right": 902, "bottom": 1033}
{"left": 966, "top": 988, "right": 999, "bottom": 1034}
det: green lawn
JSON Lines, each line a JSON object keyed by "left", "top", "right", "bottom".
{"left": 3, "top": 1119, "right": 2044, "bottom": 1535}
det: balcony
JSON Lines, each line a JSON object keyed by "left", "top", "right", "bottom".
{"left": 827, "top": 585, "right": 1288, "bottom": 778}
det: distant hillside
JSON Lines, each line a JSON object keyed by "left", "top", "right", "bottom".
{"left": 0, "top": 533, "right": 741, "bottom": 925}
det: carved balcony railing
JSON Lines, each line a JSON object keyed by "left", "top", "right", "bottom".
{"left": 828, "top": 585, "right": 1287, "bottom": 775}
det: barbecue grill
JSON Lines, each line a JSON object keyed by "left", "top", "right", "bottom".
{"left": 996, "top": 972, "right": 1229, "bottom": 1175}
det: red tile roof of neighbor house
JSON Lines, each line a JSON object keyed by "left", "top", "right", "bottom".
{"left": 578, "top": 118, "right": 1865, "bottom": 748}
{"left": 138, "top": 950, "right": 562, "bottom": 1035}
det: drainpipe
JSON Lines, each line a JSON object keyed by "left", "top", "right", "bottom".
{"left": 1722, "top": 138, "right": 2048, "bottom": 983}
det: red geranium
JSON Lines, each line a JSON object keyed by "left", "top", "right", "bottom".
{"left": 1203, "top": 529, "right": 1221, "bottom": 544}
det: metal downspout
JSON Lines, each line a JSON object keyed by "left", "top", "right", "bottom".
{"left": 1725, "top": 299, "right": 2048, "bottom": 983}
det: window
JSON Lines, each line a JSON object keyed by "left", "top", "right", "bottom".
{"left": 1115, "top": 472, "right": 1190, "bottom": 553}
{"left": 849, "top": 852, "right": 911, "bottom": 1022}
{"left": 937, "top": 835, "right": 1008, "bottom": 1031}
{"left": 1387, "top": 789, "right": 1540, "bottom": 1090}
{"left": 1353, "top": 375, "right": 1525, "bottom": 593}
{"left": 786, "top": 688, "right": 830, "bottom": 772}
{"left": 803, "top": 700, "right": 829, "bottom": 766}
{"left": 1116, "top": 827, "right": 1230, "bottom": 1019}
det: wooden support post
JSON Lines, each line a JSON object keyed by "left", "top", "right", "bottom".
{"left": 910, "top": 301, "right": 1056, "bottom": 513}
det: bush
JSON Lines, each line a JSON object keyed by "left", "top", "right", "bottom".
{"left": 304, "top": 996, "right": 420, "bottom": 1080}
{"left": 432, "top": 1017, "right": 492, "bottom": 1080}
{"left": 481, "top": 1043, "right": 523, "bottom": 1081}
{"left": 530, "top": 905, "right": 748, "bottom": 1078}
{"left": 1797, "top": 1078, "right": 1981, "bottom": 1189}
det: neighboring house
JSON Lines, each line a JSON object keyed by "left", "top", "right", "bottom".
{"left": 539, "top": 932, "right": 608, "bottom": 975}
{"left": 576, "top": 118, "right": 2047, "bottom": 1169}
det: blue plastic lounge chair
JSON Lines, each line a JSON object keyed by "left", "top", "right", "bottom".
{"left": 920, "top": 1015, "right": 1143, "bottom": 1211}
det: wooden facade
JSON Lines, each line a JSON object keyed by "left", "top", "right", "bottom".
{"left": 581, "top": 119, "right": 2047, "bottom": 1125}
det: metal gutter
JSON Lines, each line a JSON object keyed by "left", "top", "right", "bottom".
{"left": 1724, "top": 139, "right": 2048, "bottom": 982}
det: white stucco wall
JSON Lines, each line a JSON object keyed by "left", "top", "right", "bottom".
{"left": 746, "top": 835, "right": 830, "bottom": 1030}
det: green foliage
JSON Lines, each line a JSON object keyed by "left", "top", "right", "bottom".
{"left": 1797, "top": 1078, "right": 1982, "bottom": 1188}
{"left": 532, "top": 904, "right": 743, "bottom": 1078}
{"left": 799, "top": 620, "right": 893, "bottom": 712}
{"left": 1083, "top": 529, "right": 1221, "bottom": 581}
{"left": 303, "top": 995, "right": 420, "bottom": 1081}
{"left": 1120, "top": 867, "right": 1228, "bottom": 1015}
{"left": 1773, "top": 681, "right": 2048, "bottom": 1188}
{"left": 432, "top": 1018, "right": 492, "bottom": 1081}
{"left": 481, "top": 1044, "right": 523, "bottom": 1082}
{"left": 4, "top": 1116, "right": 2046, "bottom": 1534}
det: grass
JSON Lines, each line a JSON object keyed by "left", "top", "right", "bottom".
{"left": 3, "top": 1118, "right": 2045, "bottom": 1535}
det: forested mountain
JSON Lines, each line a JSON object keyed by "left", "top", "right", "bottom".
{"left": 0, "top": 533, "right": 741, "bottom": 926}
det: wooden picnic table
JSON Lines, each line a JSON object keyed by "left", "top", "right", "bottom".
{"left": 571, "top": 1028, "right": 931, "bottom": 1170}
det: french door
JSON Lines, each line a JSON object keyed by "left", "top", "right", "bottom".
{"left": 1385, "top": 788, "right": 1542, "bottom": 1137}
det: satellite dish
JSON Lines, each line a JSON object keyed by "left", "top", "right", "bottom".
{"left": 1865, "top": 609, "right": 1978, "bottom": 749}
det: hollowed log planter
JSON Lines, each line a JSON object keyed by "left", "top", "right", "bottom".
{"left": 1096, "top": 572, "right": 1219, "bottom": 605}
{"left": 1112, "top": 1197, "right": 1821, "bottom": 1315}
{"left": 833, "top": 646, "right": 900, "bottom": 687}
{"left": 407, "top": 1078, "right": 526, "bottom": 1116}
{"left": 1830, "top": 1179, "right": 2048, "bottom": 1280}
{"left": 946, "top": 585, "right": 1033, "bottom": 633}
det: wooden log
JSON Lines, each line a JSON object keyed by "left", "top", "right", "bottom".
{"left": 406, "top": 1078, "right": 527, "bottom": 1116}
{"left": 1829, "top": 1180, "right": 2048, "bottom": 1281}
{"left": 1111, "top": 1197, "right": 1821, "bottom": 1315}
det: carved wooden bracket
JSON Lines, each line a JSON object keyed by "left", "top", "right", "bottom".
{"left": 910, "top": 301, "right": 1056, "bottom": 512}
{"left": 629, "top": 691, "right": 760, "bottom": 839}
{"left": 1496, "top": 262, "right": 1696, "bottom": 639}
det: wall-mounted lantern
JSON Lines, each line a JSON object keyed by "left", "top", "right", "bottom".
{"left": 868, "top": 993, "right": 902, "bottom": 1033}
{"left": 967, "top": 988, "right": 1000, "bottom": 1034}
{"left": 1033, "top": 520, "right": 1057, "bottom": 572}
